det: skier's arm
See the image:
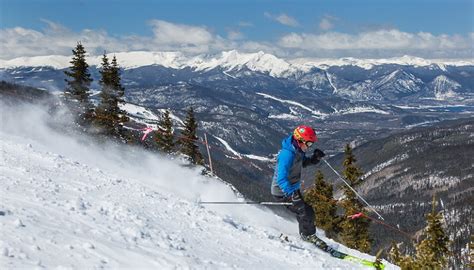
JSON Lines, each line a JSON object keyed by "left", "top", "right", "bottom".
{"left": 276, "top": 150, "right": 300, "bottom": 196}
{"left": 302, "top": 155, "right": 311, "bottom": 168}
{"left": 303, "top": 149, "right": 325, "bottom": 167}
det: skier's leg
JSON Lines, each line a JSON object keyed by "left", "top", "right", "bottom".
{"left": 273, "top": 195, "right": 316, "bottom": 236}
{"left": 296, "top": 202, "right": 316, "bottom": 236}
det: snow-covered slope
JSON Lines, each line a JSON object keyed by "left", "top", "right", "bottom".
{"left": 430, "top": 75, "right": 461, "bottom": 100}
{"left": 0, "top": 102, "right": 397, "bottom": 269}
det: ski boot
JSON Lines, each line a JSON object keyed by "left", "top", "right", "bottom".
{"left": 301, "top": 234, "right": 347, "bottom": 258}
{"left": 300, "top": 233, "right": 329, "bottom": 250}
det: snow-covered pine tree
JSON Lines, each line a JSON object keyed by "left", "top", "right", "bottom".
{"left": 179, "top": 107, "right": 204, "bottom": 165}
{"left": 63, "top": 42, "right": 94, "bottom": 126}
{"left": 339, "top": 144, "right": 372, "bottom": 253}
{"left": 304, "top": 170, "right": 338, "bottom": 236}
{"left": 155, "top": 109, "right": 175, "bottom": 153}
{"left": 415, "top": 196, "right": 450, "bottom": 269}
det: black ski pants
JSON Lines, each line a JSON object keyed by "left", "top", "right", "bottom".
{"left": 273, "top": 195, "right": 316, "bottom": 236}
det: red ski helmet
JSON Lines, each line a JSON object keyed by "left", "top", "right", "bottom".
{"left": 293, "top": 125, "right": 317, "bottom": 143}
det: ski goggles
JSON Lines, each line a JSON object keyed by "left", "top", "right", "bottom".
{"left": 300, "top": 140, "right": 314, "bottom": 147}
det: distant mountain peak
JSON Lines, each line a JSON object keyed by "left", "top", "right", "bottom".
{"left": 192, "top": 50, "right": 294, "bottom": 77}
{"left": 431, "top": 75, "right": 462, "bottom": 100}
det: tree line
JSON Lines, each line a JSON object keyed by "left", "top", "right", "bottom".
{"left": 63, "top": 42, "right": 204, "bottom": 165}
{"left": 304, "top": 144, "right": 451, "bottom": 269}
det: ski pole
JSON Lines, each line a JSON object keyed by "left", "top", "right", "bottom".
{"left": 322, "top": 159, "right": 385, "bottom": 220}
{"left": 199, "top": 201, "right": 292, "bottom": 206}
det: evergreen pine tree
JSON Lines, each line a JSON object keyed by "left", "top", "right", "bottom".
{"left": 388, "top": 241, "right": 416, "bottom": 269}
{"left": 339, "top": 143, "right": 373, "bottom": 253}
{"left": 155, "top": 110, "right": 175, "bottom": 153}
{"left": 398, "top": 255, "right": 419, "bottom": 270}
{"left": 415, "top": 196, "right": 450, "bottom": 269}
{"left": 94, "top": 53, "right": 115, "bottom": 135}
{"left": 388, "top": 196, "right": 450, "bottom": 269}
{"left": 389, "top": 241, "right": 402, "bottom": 265}
{"left": 179, "top": 107, "right": 204, "bottom": 165}
{"left": 108, "top": 55, "right": 128, "bottom": 134}
{"left": 94, "top": 53, "right": 128, "bottom": 138}
{"left": 110, "top": 56, "right": 125, "bottom": 103}
{"left": 64, "top": 42, "right": 94, "bottom": 126}
{"left": 304, "top": 170, "right": 338, "bottom": 236}
{"left": 109, "top": 55, "right": 128, "bottom": 125}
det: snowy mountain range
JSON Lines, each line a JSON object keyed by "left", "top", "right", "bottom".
{"left": 1, "top": 50, "right": 472, "bottom": 73}
{"left": 1, "top": 50, "right": 473, "bottom": 104}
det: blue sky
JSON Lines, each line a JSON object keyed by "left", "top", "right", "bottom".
{"left": 1, "top": 0, "right": 473, "bottom": 59}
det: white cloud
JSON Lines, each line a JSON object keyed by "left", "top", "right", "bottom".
{"left": 278, "top": 29, "right": 474, "bottom": 58}
{"left": 264, "top": 12, "right": 299, "bottom": 27}
{"left": 0, "top": 21, "right": 128, "bottom": 59}
{"left": 149, "top": 20, "right": 213, "bottom": 46}
{"left": 0, "top": 20, "right": 229, "bottom": 59}
{"left": 279, "top": 33, "right": 304, "bottom": 48}
{"left": 227, "top": 30, "right": 244, "bottom": 40}
{"left": 239, "top": 41, "right": 285, "bottom": 56}
{"left": 319, "top": 17, "right": 334, "bottom": 31}
{"left": 0, "top": 20, "right": 472, "bottom": 60}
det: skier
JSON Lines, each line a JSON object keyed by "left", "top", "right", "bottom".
{"left": 271, "top": 125, "right": 326, "bottom": 244}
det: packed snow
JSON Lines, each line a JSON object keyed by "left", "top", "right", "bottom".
{"left": 268, "top": 113, "right": 300, "bottom": 120}
{"left": 332, "top": 106, "right": 390, "bottom": 115}
{"left": 119, "top": 102, "right": 185, "bottom": 131}
{"left": 256, "top": 92, "right": 329, "bottom": 118}
{"left": 0, "top": 102, "right": 396, "bottom": 269}
{"left": 258, "top": 92, "right": 389, "bottom": 117}
{"left": 213, "top": 136, "right": 242, "bottom": 157}
{"left": 213, "top": 135, "right": 273, "bottom": 162}
{"left": 120, "top": 103, "right": 160, "bottom": 122}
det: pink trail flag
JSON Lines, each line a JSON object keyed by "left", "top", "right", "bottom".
{"left": 347, "top": 212, "right": 364, "bottom": 220}
{"left": 141, "top": 127, "right": 154, "bottom": 141}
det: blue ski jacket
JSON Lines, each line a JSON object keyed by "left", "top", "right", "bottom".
{"left": 271, "top": 135, "right": 308, "bottom": 197}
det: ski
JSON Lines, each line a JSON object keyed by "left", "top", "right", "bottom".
{"left": 279, "top": 234, "right": 385, "bottom": 269}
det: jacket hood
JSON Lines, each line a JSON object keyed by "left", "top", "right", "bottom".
{"left": 281, "top": 135, "right": 298, "bottom": 153}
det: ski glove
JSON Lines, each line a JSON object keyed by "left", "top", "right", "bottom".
{"left": 310, "top": 149, "right": 325, "bottom": 164}
{"left": 303, "top": 149, "right": 326, "bottom": 167}
{"left": 290, "top": 190, "right": 306, "bottom": 214}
